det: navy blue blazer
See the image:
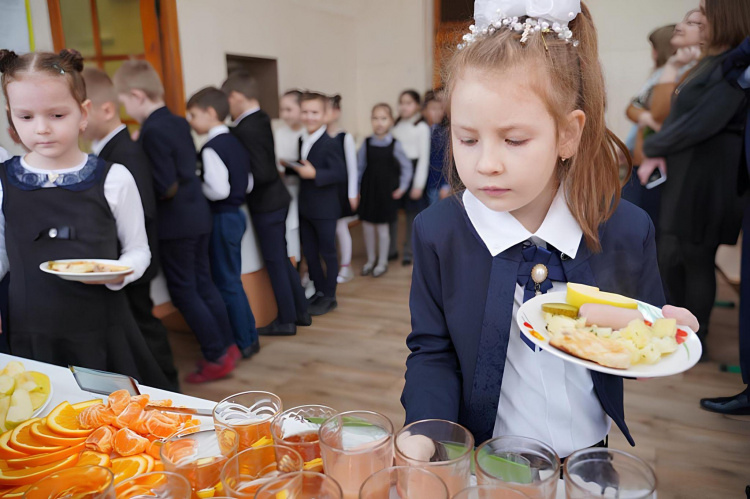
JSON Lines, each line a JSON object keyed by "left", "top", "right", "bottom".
{"left": 402, "top": 195, "right": 666, "bottom": 447}
{"left": 298, "top": 133, "right": 347, "bottom": 220}
{"left": 139, "top": 107, "right": 211, "bottom": 240}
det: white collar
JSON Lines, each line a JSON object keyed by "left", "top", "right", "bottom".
{"left": 232, "top": 106, "right": 261, "bottom": 126}
{"left": 463, "top": 188, "right": 582, "bottom": 258}
{"left": 92, "top": 124, "right": 127, "bottom": 156}
{"left": 303, "top": 125, "right": 327, "bottom": 147}
{"left": 21, "top": 152, "right": 89, "bottom": 174}
{"left": 207, "top": 124, "right": 230, "bottom": 140}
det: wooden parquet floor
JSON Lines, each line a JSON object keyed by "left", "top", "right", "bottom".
{"left": 169, "top": 223, "right": 750, "bottom": 499}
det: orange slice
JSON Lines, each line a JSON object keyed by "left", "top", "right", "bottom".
{"left": 140, "top": 453, "right": 155, "bottom": 473}
{"left": 46, "top": 402, "right": 95, "bottom": 438}
{"left": 29, "top": 423, "right": 86, "bottom": 447}
{"left": 71, "top": 400, "right": 104, "bottom": 411}
{"left": 0, "top": 454, "right": 78, "bottom": 486}
{"left": 76, "top": 450, "right": 111, "bottom": 468}
{"left": 0, "top": 484, "right": 31, "bottom": 497}
{"left": 5, "top": 442, "right": 84, "bottom": 469}
{"left": 153, "top": 460, "right": 164, "bottom": 472}
{"left": 8, "top": 419, "right": 65, "bottom": 454}
{"left": 0, "top": 434, "right": 26, "bottom": 460}
{"left": 110, "top": 455, "right": 149, "bottom": 485}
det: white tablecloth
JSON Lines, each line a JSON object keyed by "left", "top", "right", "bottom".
{"left": 0, "top": 353, "right": 215, "bottom": 417}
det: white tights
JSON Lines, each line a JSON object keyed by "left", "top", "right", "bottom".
{"left": 336, "top": 217, "right": 355, "bottom": 268}
{"left": 363, "top": 222, "right": 390, "bottom": 268}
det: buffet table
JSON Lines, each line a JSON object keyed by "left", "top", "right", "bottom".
{"left": 0, "top": 353, "right": 214, "bottom": 417}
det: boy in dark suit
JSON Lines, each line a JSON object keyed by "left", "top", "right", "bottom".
{"left": 221, "top": 72, "right": 309, "bottom": 334}
{"left": 82, "top": 67, "right": 179, "bottom": 391}
{"left": 294, "top": 92, "right": 347, "bottom": 316}
{"left": 114, "top": 61, "right": 238, "bottom": 383}
{"left": 186, "top": 86, "right": 260, "bottom": 359}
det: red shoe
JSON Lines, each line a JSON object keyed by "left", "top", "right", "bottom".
{"left": 226, "top": 344, "right": 241, "bottom": 365}
{"left": 185, "top": 351, "right": 235, "bottom": 384}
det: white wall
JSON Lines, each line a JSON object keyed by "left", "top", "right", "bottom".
{"left": 588, "top": 0, "right": 700, "bottom": 140}
{"left": 176, "top": 0, "right": 433, "bottom": 141}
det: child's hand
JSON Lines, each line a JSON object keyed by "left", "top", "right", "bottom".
{"left": 349, "top": 196, "right": 359, "bottom": 212}
{"left": 662, "top": 305, "right": 699, "bottom": 332}
{"left": 83, "top": 271, "right": 133, "bottom": 286}
{"left": 295, "top": 160, "right": 317, "bottom": 179}
{"left": 392, "top": 188, "right": 405, "bottom": 200}
{"left": 637, "top": 157, "right": 666, "bottom": 186}
{"left": 409, "top": 188, "right": 423, "bottom": 200}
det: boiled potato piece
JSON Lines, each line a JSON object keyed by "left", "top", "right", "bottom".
{"left": 652, "top": 318, "right": 677, "bottom": 338}
{"left": 6, "top": 388, "right": 33, "bottom": 429}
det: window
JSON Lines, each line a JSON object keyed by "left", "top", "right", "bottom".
{"left": 433, "top": 0, "right": 472, "bottom": 87}
{"left": 47, "top": 0, "right": 185, "bottom": 117}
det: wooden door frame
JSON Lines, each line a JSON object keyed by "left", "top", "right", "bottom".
{"left": 47, "top": 0, "right": 185, "bottom": 116}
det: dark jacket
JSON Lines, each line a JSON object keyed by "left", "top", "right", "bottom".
{"left": 402, "top": 196, "right": 666, "bottom": 446}
{"left": 139, "top": 107, "right": 212, "bottom": 240}
{"left": 298, "top": 132, "right": 347, "bottom": 220}
{"left": 98, "top": 127, "right": 159, "bottom": 282}
{"left": 643, "top": 51, "right": 747, "bottom": 245}
{"left": 230, "top": 110, "right": 290, "bottom": 214}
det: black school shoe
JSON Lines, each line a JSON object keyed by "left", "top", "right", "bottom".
{"left": 257, "top": 319, "right": 297, "bottom": 336}
{"left": 241, "top": 339, "right": 261, "bottom": 359}
{"left": 296, "top": 312, "right": 312, "bottom": 327}
{"left": 700, "top": 387, "right": 750, "bottom": 415}
{"left": 308, "top": 296, "right": 337, "bottom": 316}
{"left": 402, "top": 255, "right": 413, "bottom": 266}
{"left": 308, "top": 291, "right": 324, "bottom": 306}
{"left": 388, "top": 251, "right": 399, "bottom": 262}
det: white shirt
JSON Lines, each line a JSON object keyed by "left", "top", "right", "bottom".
{"left": 300, "top": 125, "right": 327, "bottom": 161}
{"left": 201, "top": 125, "right": 254, "bottom": 198}
{"left": 91, "top": 124, "right": 127, "bottom": 157}
{"left": 462, "top": 189, "right": 611, "bottom": 458}
{"left": 0, "top": 147, "right": 10, "bottom": 163}
{"left": 0, "top": 154, "right": 151, "bottom": 291}
{"left": 274, "top": 125, "right": 305, "bottom": 171}
{"left": 339, "top": 132, "right": 358, "bottom": 199}
{"left": 391, "top": 114, "right": 431, "bottom": 191}
{"left": 232, "top": 106, "right": 261, "bottom": 127}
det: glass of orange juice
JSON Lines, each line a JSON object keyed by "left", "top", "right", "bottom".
{"left": 475, "top": 436, "right": 560, "bottom": 499}
{"left": 160, "top": 422, "right": 239, "bottom": 498}
{"left": 115, "top": 471, "right": 192, "bottom": 498}
{"left": 23, "top": 465, "right": 115, "bottom": 498}
{"left": 359, "top": 466, "right": 449, "bottom": 499}
{"left": 394, "top": 419, "right": 474, "bottom": 497}
{"left": 219, "top": 444, "right": 303, "bottom": 497}
{"left": 453, "top": 485, "right": 533, "bottom": 498}
{"left": 271, "top": 405, "right": 337, "bottom": 472}
{"left": 213, "top": 391, "right": 282, "bottom": 450}
{"left": 319, "top": 411, "right": 394, "bottom": 499}
{"left": 255, "top": 471, "right": 343, "bottom": 499}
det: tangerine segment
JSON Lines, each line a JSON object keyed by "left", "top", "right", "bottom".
{"left": 46, "top": 402, "right": 95, "bottom": 438}
{"left": 5, "top": 442, "right": 84, "bottom": 469}
{"left": 113, "top": 428, "right": 149, "bottom": 457}
{"left": 85, "top": 426, "right": 116, "bottom": 454}
{"left": 130, "top": 395, "right": 150, "bottom": 409}
{"left": 145, "top": 440, "right": 162, "bottom": 460}
{"left": 108, "top": 390, "right": 131, "bottom": 416}
{"left": 8, "top": 419, "right": 65, "bottom": 454}
{"left": 76, "top": 450, "right": 111, "bottom": 468}
{"left": 78, "top": 404, "right": 116, "bottom": 430}
{"left": 144, "top": 412, "right": 178, "bottom": 439}
{"left": 113, "top": 402, "right": 144, "bottom": 429}
{"left": 28, "top": 423, "right": 86, "bottom": 447}
{"left": 111, "top": 455, "right": 148, "bottom": 485}
{"left": 0, "top": 454, "right": 78, "bottom": 486}
{"left": 0, "top": 434, "right": 26, "bottom": 460}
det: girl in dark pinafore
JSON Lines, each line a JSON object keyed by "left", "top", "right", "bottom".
{"left": 0, "top": 48, "right": 171, "bottom": 390}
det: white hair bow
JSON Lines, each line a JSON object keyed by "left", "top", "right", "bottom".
{"left": 474, "top": 0, "right": 581, "bottom": 29}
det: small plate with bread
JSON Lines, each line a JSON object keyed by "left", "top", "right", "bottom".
{"left": 40, "top": 259, "right": 132, "bottom": 283}
{"left": 517, "top": 283, "right": 702, "bottom": 377}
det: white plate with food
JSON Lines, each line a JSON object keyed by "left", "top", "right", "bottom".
{"left": 517, "top": 284, "right": 702, "bottom": 378}
{"left": 40, "top": 259, "right": 132, "bottom": 282}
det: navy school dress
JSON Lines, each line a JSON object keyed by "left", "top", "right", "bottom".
{"left": 402, "top": 194, "right": 666, "bottom": 446}
{"left": 0, "top": 156, "right": 172, "bottom": 390}
{"left": 359, "top": 138, "right": 401, "bottom": 224}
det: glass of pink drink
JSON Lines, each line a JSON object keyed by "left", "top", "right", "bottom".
{"left": 358, "top": 466, "right": 449, "bottom": 499}
{"left": 254, "top": 471, "right": 344, "bottom": 499}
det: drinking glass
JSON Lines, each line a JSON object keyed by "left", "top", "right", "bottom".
{"left": 271, "top": 404, "right": 337, "bottom": 472}
{"left": 563, "top": 448, "right": 656, "bottom": 499}
{"left": 254, "top": 471, "right": 343, "bottom": 499}
{"left": 358, "top": 466, "right": 449, "bottom": 499}
{"left": 213, "top": 391, "right": 282, "bottom": 450}
{"left": 220, "top": 444, "right": 303, "bottom": 497}
{"left": 115, "top": 471, "right": 192, "bottom": 498}
{"left": 453, "top": 485, "right": 533, "bottom": 499}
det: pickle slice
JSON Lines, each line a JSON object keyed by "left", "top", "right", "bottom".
{"left": 541, "top": 303, "right": 579, "bottom": 318}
